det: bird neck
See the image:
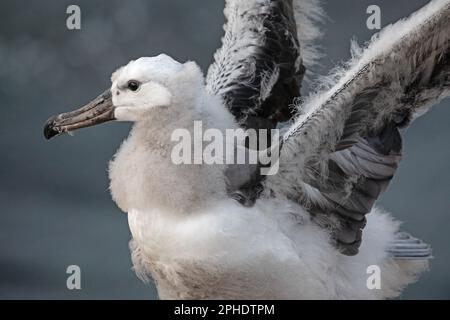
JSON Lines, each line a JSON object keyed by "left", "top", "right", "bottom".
{"left": 108, "top": 96, "right": 230, "bottom": 215}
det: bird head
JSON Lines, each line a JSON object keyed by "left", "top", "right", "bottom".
{"left": 43, "top": 54, "right": 203, "bottom": 139}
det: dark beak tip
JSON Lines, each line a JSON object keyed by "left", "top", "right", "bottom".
{"left": 43, "top": 89, "right": 113, "bottom": 140}
{"left": 43, "top": 116, "right": 59, "bottom": 140}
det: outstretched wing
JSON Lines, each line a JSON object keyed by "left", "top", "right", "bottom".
{"left": 206, "top": 0, "right": 323, "bottom": 131}
{"left": 265, "top": 0, "right": 450, "bottom": 255}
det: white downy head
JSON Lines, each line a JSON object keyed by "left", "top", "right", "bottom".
{"left": 111, "top": 54, "right": 203, "bottom": 121}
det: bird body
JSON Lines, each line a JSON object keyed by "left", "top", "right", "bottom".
{"left": 127, "top": 199, "right": 426, "bottom": 299}
{"left": 107, "top": 58, "right": 426, "bottom": 300}
{"left": 43, "top": 0, "right": 449, "bottom": 299}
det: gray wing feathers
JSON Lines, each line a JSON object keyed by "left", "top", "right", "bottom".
{"left": 206, "top": 0, "right": 323, "bottom": 130}
{"left": 265, "top": 0, "right": 450, "bottom": 255}
{"left": 388, "top": 232, "right": 433, "bottom": 260}
{"left": 208, "top": 0, "right": 324, "bottom": 204}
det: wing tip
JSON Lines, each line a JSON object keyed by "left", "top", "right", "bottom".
{"left": 387, "top": 232, "right": 433, "bottom": 260}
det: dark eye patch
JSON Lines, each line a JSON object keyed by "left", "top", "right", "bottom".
{"left": 127, "top": 80, "right": 141, "bottom": 92}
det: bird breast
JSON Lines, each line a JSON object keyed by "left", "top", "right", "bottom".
{"left": 108, "top": 124, "right": 228, "bottom": 214}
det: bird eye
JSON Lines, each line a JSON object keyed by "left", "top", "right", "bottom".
{"left": 127, "top": 80, "right": 140, "bottom": 92}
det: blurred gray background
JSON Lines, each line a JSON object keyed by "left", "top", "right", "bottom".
{"left": 0, "top": 0, "right": 449, "bottom": 299}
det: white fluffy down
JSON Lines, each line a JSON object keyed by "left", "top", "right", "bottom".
{"left": 128, "top": 200, "right": 427, "bottom": 299}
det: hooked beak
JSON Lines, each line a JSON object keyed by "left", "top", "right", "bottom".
{"left": 43, "top": 89, "right": 115, "bottom": 140}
